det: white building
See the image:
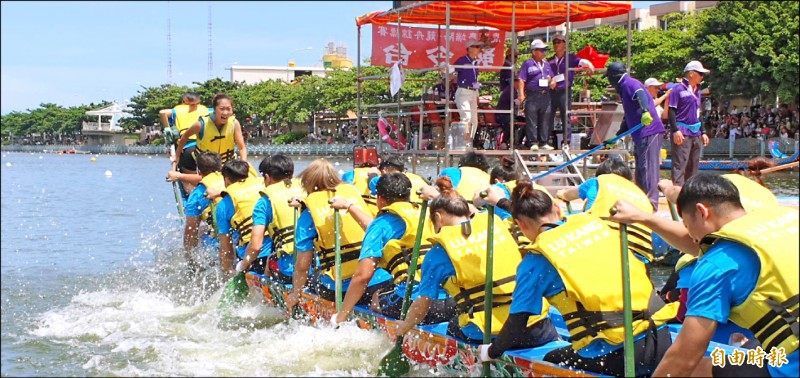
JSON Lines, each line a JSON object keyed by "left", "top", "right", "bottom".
{"left": 228, "top": 65, "right": 330, "bottom": 85}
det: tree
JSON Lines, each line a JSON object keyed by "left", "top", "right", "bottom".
{"left": 697, "top": 1, "right": 799, "bottom": 102}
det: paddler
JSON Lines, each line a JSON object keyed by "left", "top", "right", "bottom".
{"left": 329, "top": 173, "right": 455, "bottom": 327}
{"left": 438, "top": 151, "right": 491, "bottom": 204}
{"left": 160, "top": 92, "right": 208, "bottom": 195}
{"left": 366, "top": 155, "right": 430, "bottom": 205}
{"left": 478, "top": 180, "right": 677, "bottom": 376}
{"left": 610, "top": 173, "right": 798, "bottom": 377}
{"left": 181, "top": 151, "right": 224, "bottom": 270}
{"left": 342, "top": 160, "right": 381, "bottom": 216}
{"left": 214, "top": 159, "right": 265, "bottom": 276}
{"left": 556, "top": 157, "right": 657, "bottom": 264}
{"left": 392, "top": 177, "right": 559, "bottom": 348}
{"left": 171, "top": 94, "right": 249, "bottom": 190}
{"left": 285, "top": 159, "right": 393, "bottom": 309}
{"left": 235, "top": 154, "right": 305, "bottom": 282}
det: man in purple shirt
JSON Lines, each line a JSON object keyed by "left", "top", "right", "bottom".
{"left": 547, "top": 34, "right": 595, "bottom": 148}
{"left": 605, "top": 61, "right": 664, "bottom": 209}
{"left": 453, "top": 38, "right": 483, "bottom": 149}
{"left": 517, "top": 39, "right": 556, "bottom": 150}
{"left": 668, "top": 60, "right": 711, "bottom": 186}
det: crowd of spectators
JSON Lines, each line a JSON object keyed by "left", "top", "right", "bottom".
{"left": 705, "top": 100, "right": 799, "bottom": 144}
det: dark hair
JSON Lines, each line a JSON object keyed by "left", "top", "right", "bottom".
{"left": 376, "top": 173, "right": 411, "bottom": 203}
{"left": 429, "top": 176, "right": 471, "bottom": 222}
{"left": 676, "top": 173, "right": 743, "bottom": 217}
{"left": 458, "top": 151, "right": 490, "bottom": 172}
{"left": 510, "top": 180, "right": 555, "bottom": 221}
{"left": 196, "top": 151, "right": 222, "bottom": 175}
{"left": 221, "top": 159, "right": 250, "bottom": 183}
{"left": 259, "top": 154, "right": 294, "bottom": 181}
{"left": 212, "top": 93, "right": 233, "bottom": 108}
{"left": 182, "top": 92, "right": 201, "bottom": 104}
{"left": 595, "top": 157, "right": 632, "bottom": 180}
{"left": 378, "top": 155, "right": 406, "bottom": 172}
{"left": 490, "top": 157, "right": 516, "bottom": 183}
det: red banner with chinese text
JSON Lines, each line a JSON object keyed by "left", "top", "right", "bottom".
{"left": 371, "top": 25, "right": 505, "bottom": 71}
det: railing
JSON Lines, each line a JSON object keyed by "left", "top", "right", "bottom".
{"left": 1, "top": 143, "right": 358, "bottom": 156}
{"left": 81, "top": 122, "right": 115, "bottom": 131}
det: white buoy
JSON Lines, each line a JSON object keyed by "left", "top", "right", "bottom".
{"left": 39, "top": 156, "right": 44, "bottom": 159}
{"left": 90, "top": 157, "right": 97, "bottom": 162}
{"left": 5, "top": 162, "right": 10, "bottom": 167}
{"left": 105, "top": 170, "right": 112, "bottom": 177}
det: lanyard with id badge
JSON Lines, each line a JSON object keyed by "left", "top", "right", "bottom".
{"left": 553, "top": 56, "right": 566, "bottom": 84}
{"left": 535, "top": 60, "right": 549, "bottom": 88}
{"left": 468, "top": 56, "right": 481, "bottom": 90}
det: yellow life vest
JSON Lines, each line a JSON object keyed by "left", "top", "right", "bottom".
{"left": 304, "top": 184, "right": 369, "bottom": 282}
{"left": 699, "top": 206, "right": 799, "bottom": 354}
{"left": 428, "top": 212, "right": 550, "bottom": 335}
{"left": 455, "top": 166, "right": 490, "bottom": 203}
{"left": 173, "top": 104, "right": 209, "bottom": 141}
{"left": 588, "top": 174, "right": 655, "bottom": 262}
{"left": 195, "top": 114, "right": 237, "bottom": 164}
{"left": 351, "top": 167, "right": 379, "bottom": 216}
{"left": 198, "top": 171, "right": 226, "bottom": 232}
{"left": 222, "top": 176, "right": 265, "bottom": 247}
{"left": 531, "top": 213, "right": 678, "bottom": 350}
{"left": 499, "top": 180, "right": 552, "bottom": 252}
{"left": 721, "top": 174, "right": 778, "bottom": 212}
{"left": 404, "top": 172, "right": 429, "bottom": 205}
{"left": 379, "top": 202, "right": 435, "bottom": 285}
{"left": 261, "top": 178, "right": 306, "bottom": 257}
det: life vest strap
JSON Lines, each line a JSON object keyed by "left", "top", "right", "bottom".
{"left": 385, "top": 245, "right": 432, "bottom": 274}
{"left": 452, "top": 275, "right": 516, "bottom": 305}
{"left": 318, "top": 248, "right": 362, "bottom": 270}
{"left": 564, "top": 291, "right": 665, "bottom": 341}
{"left": 751, "top": 294, "right": 799, "bottom": 351}
{"left": 319, "top": 241, "right": 362, "bottom": 256}
{"left": 456, "top": 294, "right": 514, "bottom": 319}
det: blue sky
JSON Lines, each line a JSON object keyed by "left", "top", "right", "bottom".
{"left": 0, "top": 1, "right": 666, "bottom": 115}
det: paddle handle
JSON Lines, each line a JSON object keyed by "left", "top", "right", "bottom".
{"left": 611, "top": 206, "right": 636, "bottom": 377}
{"left": 332, "top": 201, "right": 343, "bottom": 312}
{"left": 169, "top": 145, "right": 186, "bottom": 221}
{"left": 482, "top": 206, "right": 495, "bottom": 377}
{"left": 291, "top": 206, "right": 301, "bottom": 318}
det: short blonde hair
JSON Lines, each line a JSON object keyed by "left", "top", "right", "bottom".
{"left": 298, "top": 158, "right": 341, "bottom": 193}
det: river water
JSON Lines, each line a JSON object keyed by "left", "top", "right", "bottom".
{"left": 1, "top": 151, "right": 797, "bottom": 376}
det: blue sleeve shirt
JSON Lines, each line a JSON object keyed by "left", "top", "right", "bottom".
{"left": 185, "top": 183, "right": 210, "bottom": 217}
{"left": 294, "top": 208, "right": 317, "bottom": 252}
{"left": 368, "top": 175, "right": 380, "bottom": 195}
{"left": 359, "top": 213, "right": 406, "bottom": 260}
{"left": 675, "top": 260, "right": 697, "bottom": 289}
{"left": 438, "top": 167, "right": 462, "bottom": 188}
{"left": 216, "top": 195, "right": 235, "bottom": 235}
{"left": 494, "top": 182, "right": 512, "bottom": 220}
{"left": 341, "top": 170, "right": 355, "bottom": 184}
{"left": 509, "top": 252, "right": 566, "bottom": 316}
{"left": 685, "top": 239, "right": 760, "bottom": 324}
{"left": 250, "top": 196, "right": 273, "bottom": 259}
{"left": 417, "top": 244, "right": 456, "bottom": 299}
{"left": 578, "top": 177, "right": 599, "bottom": 211}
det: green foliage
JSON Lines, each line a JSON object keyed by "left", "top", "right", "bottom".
{"left": 272, "top": 131, "right": 307, "bottom": 144}
{"left": 151, "top": 138, "right": 164, "bottom": 146}
{"left": 697, "top": 1, "right": 799, "bottom": 101}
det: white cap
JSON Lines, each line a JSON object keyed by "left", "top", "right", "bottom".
{"left": 644, "top": 78, "right": 663, "bottom": 87}
{"left": 530, "top": 39, "right": 549, "bottom": 51}
{"left": 684, "top": 60, "right": 710, "bottom": 73}
{"left": 465, "top": 38, "right": 483, "bottom": 48}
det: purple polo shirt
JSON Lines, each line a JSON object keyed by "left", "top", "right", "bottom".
{"left": 617, "top": 74, "right": 665, "bottom": 142}
{"left": 519, "top": 58, "right": 554, "bottom": 92}
{"left": 668, "top": 78, "right": 703, "bottom": 136}
{"left": 453, "top": 55, "right": 479, "bottom": 88}
{"left": 548, "top": 53, "right": 582, "bottom": 89}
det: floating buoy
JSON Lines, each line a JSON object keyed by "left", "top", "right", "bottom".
{"left": 5, "top": 162, "right": 10, "bottom": 167}
{"left": 39, "top": 156, "right": 43, "bottom": 159}
{"left": 90, "top": 157, "right": 97, "bottom": 162}
{"left": 105, "top": 170, "right": 112, "bottom": 177}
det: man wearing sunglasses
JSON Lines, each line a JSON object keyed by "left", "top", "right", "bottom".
{"left": 668, "top": 61, "right": 711, "bottom": 186}
{"left": 547, "top": 34, "right": 595, "bottom": 148}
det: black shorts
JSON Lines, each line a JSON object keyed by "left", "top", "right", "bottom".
{"left": 375, "top": 288, "right": 457, "bottom": 325}
{"left": 179, "top": 145, "right": 197, "bottom": 172}
{"left": 446, "top": 314, "right": 560, "bottom": 347}
{"left": 242, "top": 256, "right": 269, "bottom": 275}
{"left": 543, "top": 325, "right": 673, "bottom": 377}
{"left": 711, "top": 338, "right": 769, "bottom": 377}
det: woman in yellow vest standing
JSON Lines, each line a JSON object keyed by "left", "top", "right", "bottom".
{"left": 286, "top": 159, "right": 394, "bottom": 310}
{"left": 478, "top": 180, "right": 676, "bottom": 376}
{"left": 393, "top": 177, "right": 558, "bottom": 348}
{"left": 176, "top": 93, "right": 247, "bottom": 169}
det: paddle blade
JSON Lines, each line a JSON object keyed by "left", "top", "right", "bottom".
{"left": 218, "top": 272, "right": 248, "bottom": 309}
{"left": 377, "top": 343, "right": 410, "bottom": 377}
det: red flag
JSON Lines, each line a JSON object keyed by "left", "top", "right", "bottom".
{"left": 576, "top": 46, "right": 609, "bottom": 69}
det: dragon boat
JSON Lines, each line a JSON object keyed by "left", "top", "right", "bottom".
{"left": 243, "top": 271, "right": 744, "bottom": 377}
{"left": 660, "top": 140, "right": 799, "bottom": 171}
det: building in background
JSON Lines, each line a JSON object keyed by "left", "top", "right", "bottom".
{"left": 227, "top": 41, "right": 353, "bottom": 84}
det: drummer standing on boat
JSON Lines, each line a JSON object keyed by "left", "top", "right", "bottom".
{"left": 518, "top": 39, "right": 557, "bottom": 150}
{"left": 453, "top": 38, "right": 484, "bottom": 149}
{"left": 668, "top": 60, "right": 711, "bottom": 186}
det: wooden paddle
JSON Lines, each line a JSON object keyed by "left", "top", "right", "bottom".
{"left": 760, "top": 160, "right": 798, "bottom": 174}
{"left": 611, "top": 206, "right": 635, "bottom": 377}
{"left": 290, "top": 204, "right": 301, "bottom": 319}
{"left": 482, "top": 198, "right": 496, "bottom": 377}
{"left": 329, "top": 198, "right": 343, "bottom": 312}
{"left": 168, "top": 145, "right": 186, "bottom": 222}
{"left": 377, "top": 199, "right": 429, "bottom": 377}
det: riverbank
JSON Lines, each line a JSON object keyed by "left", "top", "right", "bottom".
{"left": 2, "top": 137, "right": 796, "bottom": 157}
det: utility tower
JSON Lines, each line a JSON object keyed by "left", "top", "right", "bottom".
{"left": 167, "top": 2, "right": 173, "bottom": 83}
{"left": 208, "top": 5, "right": 213, "bottom": 80}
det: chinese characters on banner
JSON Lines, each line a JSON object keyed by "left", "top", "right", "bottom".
{"left": 371, "top": 25, "right": 505, "bottom": 71}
